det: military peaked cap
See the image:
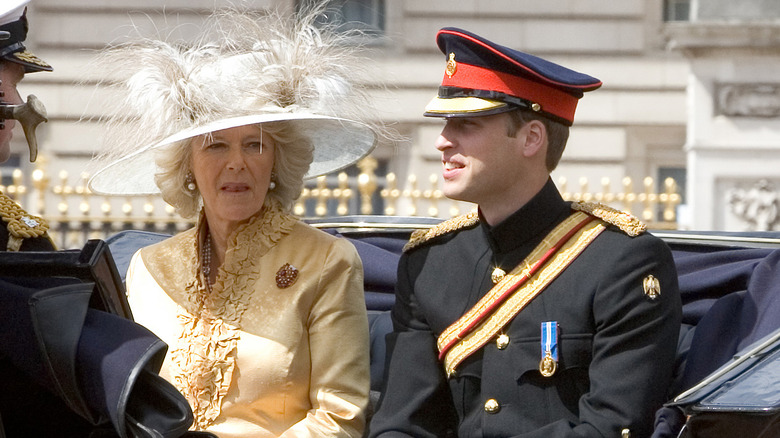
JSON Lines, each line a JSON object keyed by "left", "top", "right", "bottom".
{"left": 424, "top": 27, "right": 600, "bottom": 125}
{"left": 0, "top": 0, "right": 52, "bottom": 73}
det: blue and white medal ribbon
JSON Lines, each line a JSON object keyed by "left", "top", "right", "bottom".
{"left": 539, "top": 321, "right": 558, "bottom": 377}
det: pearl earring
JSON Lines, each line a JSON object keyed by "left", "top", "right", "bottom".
{"left": 269, "top": 172, "right": 277, "bottom": 190}
{"left": 185, "top": 172, "right": 197, "bottom": 192}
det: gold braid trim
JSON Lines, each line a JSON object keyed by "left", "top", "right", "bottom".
{"left": 404, "top": 210, "right": 479, "bottom": 252}
{"left": 0, "top": 192, "right": 49, "bottom": 251}
{"left": 570, "top": 201, "right": 646, "bottom": 237}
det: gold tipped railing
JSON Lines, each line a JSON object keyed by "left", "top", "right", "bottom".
{"left": 1, "top": 156, "right": 681, "bottom": 249}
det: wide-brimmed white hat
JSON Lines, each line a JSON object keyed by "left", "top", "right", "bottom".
{"left": 89, "top": 113, "right": 375, "bottom": 195}
{"left": 87, "top": 8, "right": 379, "bottom": 196}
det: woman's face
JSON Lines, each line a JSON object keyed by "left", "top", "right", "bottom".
{"left": 190, "top": 124, "right": 275, "bottom": 233}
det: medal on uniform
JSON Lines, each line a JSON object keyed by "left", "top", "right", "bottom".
{"left": 539, "top": 321, "right": 558, "bottom": 377}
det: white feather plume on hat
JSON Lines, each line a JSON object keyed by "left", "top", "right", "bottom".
{"left": 88, "top": 7, "right": 380, "bottom": 195}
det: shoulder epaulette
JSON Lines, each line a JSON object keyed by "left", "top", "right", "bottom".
{"left": 404, "top": 210, "right": 480, "bottom": 252}
{"left": 570, "top": 201, "right": 646, "bottom": 237}
{"left": 0, "top": 192, "right": 49, "bottom": 251}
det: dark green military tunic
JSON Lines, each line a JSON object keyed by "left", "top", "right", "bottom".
{"left": 370, "top": 180, "right": 682, "bottom": 437}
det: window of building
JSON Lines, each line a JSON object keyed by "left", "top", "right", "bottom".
{"left": 297, "top": 0, "right": 385, "bottom": 38}
{"left": 300, "top": 158, "right": 388, "bottom": 217}
{"left": 664, "top": 0, "right": 691, "bottom": 21}
{"left": 657, "top": 166, "right": 687, "bottom": 226}
{"left": 658, "top": 166, "right": 687, "bottom": 204}
{"left": 0, "top": 154, "right": 21, "bottom": 186}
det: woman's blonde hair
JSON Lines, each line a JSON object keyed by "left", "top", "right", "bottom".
{"left": 155, "top": 121, "right": 313, "bottom": 218}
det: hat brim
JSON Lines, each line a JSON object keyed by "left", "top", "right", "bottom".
{"left": 423, "top": 96, "right": 511, "bottom": 118}
{"left": 88, "top": 113, "right": 376, "bottom": 196}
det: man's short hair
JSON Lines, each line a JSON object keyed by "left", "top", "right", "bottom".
{"left": 506, "top": 108, "right": 570, "bottom": 172}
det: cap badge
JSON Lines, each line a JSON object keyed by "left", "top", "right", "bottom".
{"left": 643, "top": 274, "right": 660, "bottom": 300}
{"left": 446, "top": 52, "right": 457, "bottom": 78}
{"left": 276, "top": 263, "right": 299, "bottom": 288}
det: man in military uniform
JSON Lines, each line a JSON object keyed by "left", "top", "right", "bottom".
{"left": 369, "top": 28, "right": 682, "bottom": 437}
{"left": 0, "top": 0, "right": 53, "bottom": 251}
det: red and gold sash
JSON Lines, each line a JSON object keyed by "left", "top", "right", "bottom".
{"left": 437, "top": 211, "right": 606, "bottom": 377}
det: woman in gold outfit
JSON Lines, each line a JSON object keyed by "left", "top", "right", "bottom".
{"left": 88, "top": 8, "right": 382, "bottom": 437}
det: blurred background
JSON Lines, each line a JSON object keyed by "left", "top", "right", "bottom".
{"left": 8, "top": 0, "right": 780, "bottom": 248}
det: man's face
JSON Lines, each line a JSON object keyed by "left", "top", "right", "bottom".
{"left": 0, "top": 61, "right": 25, "bottom": 163}
{"left": 435, "top": 112, "right": 525, "bottom": 207}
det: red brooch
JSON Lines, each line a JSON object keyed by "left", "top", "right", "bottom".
{"left": 276, "top": 263, "right": 299, "bottom": 288}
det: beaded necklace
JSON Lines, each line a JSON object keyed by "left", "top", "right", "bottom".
{"left": 201, "top": 231, "right": 213, "bottom": 293}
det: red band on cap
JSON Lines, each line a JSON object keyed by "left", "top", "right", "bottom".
{"left": 440, "top": 62, "right": 579, "bottom": 123}
{"left": 438, "top": 28, "right": 601, "bottom": 92}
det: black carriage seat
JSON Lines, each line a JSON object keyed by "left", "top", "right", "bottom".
{"left": 0, "top": 237, "right": 202, "bottom": 438}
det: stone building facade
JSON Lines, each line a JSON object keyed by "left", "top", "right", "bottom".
{"left": 8, "top": 0, "right": 778, "bottom": 230}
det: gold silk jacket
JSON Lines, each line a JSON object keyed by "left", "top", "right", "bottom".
{"left": 126, "top": 206, "right": 370, "bottom": 437}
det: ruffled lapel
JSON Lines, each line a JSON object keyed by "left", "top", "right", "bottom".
{"left": 141, "top": 200, "right": 297, "bottom": 321}
{"left": 207, "top": 201, "right": 297, "bottom": 324}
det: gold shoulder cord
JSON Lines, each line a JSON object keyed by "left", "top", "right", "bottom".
{"left": 570, "top": 201, "right": 646, "bottom": 237}
{"left": 0, "top": 192, "right": 50, "bottom": 251}
{"left": 404, "top": 210, "right": 480, "bottom": 252}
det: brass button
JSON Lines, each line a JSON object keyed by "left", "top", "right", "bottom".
{"left": 621, "top": 429, "right": 631, "bottom": 438}
{"left": 484, "top": 398, "right": 500, "bottom": 414}
{"left": 496, "top": 333, "right": 509, "bottom": 350}
{"left": 491, "top": 267, "right": 505, "bottom": 284}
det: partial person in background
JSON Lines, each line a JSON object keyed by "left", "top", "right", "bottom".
{"left": 2, "top": 7, "right": 198, "bottom": 438}
{"left": 0, "top": 2, "right": 89, "bottom": 437}
{"left": 0, "top": 0, "right": 52, "bottom": 252}
{"left": 369, "top": 27, "right": 682, "bottom": 438}
{"left": 88, "top": 7, "right": 384, "bottom": 438}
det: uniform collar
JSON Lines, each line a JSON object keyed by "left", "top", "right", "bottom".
{"left": 481, "top": 178, "right": 570, "bottom": 253}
